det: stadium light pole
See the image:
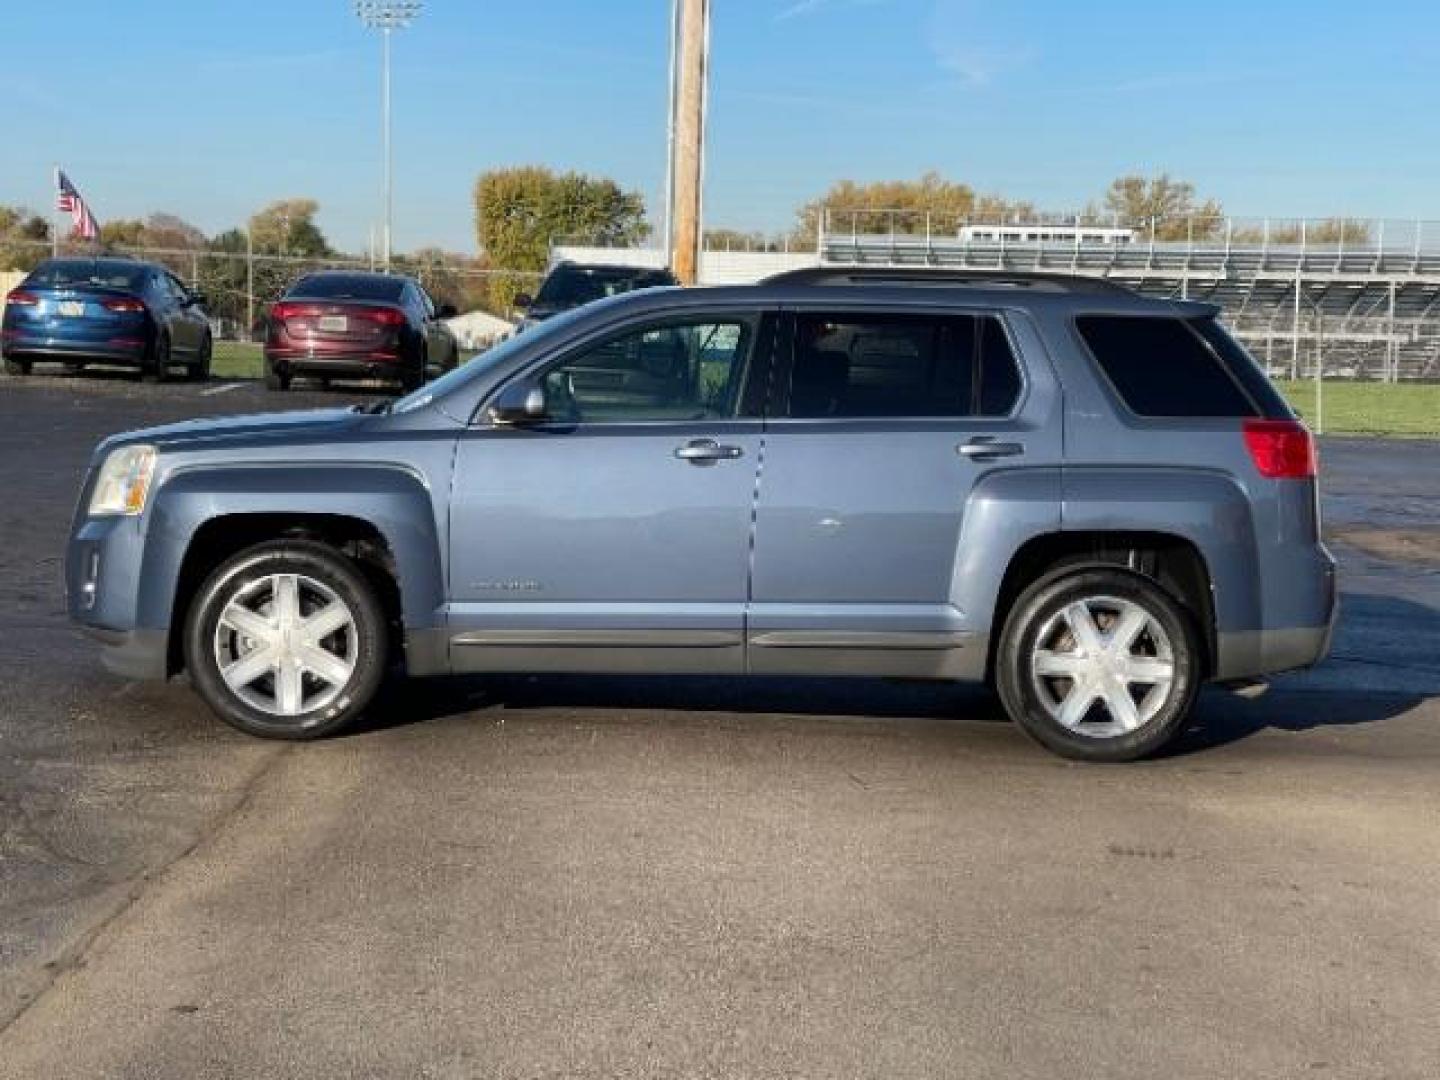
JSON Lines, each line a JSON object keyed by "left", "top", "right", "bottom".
{"left": 355, "top": 0, "right": 422, "bottom": 271}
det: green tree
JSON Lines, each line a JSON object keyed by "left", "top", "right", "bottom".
{"left": 474, "top": 166, "right": 649, "bottom": 307}
{"left": 196, "top": 228, "right": 253, "bottom": 332}
{"left": 248, "top": 198, "right": 331, "bottom": 258}
{"left": 1101, "top": 174, "right": 1224, "bottom": 241}
{"left": 0, "top": 205, "right": 50, "bottom": 271}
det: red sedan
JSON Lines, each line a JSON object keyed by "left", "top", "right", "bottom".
{"left": 265, "top": 271, "right": 459, "bottom": 392}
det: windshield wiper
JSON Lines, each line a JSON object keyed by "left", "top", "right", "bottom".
{"left": 354, "top": 399, "right": 393, "bottom": 415}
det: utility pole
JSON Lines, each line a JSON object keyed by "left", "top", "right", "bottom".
{"left": 669, "top": 0, "right": 710, "bottom": 285}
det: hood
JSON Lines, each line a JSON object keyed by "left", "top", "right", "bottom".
{"left": 97, "top": 407, "right": 362, "bottom": 458}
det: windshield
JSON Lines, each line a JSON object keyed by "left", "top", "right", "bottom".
{"left": 390, "top": 305, "right": 591, "bottom": 416}
{"left": 26, "top": 260, "right": 148, "bottom": 292}
{"left": 534, "top": 266, "right": 675, "bottom": 307}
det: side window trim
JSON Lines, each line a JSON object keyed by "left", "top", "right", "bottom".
{"left": 482, "top": 308, "right": 778, "bottom": 428}
{"left": 769, "top": 306, "right": 1030, "bottom": 423}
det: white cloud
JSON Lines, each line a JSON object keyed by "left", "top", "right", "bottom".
{"left": 925, "top": 0, "right": 1036, "bottom": 86}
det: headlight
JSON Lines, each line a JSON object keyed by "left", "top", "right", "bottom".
{"left": 88, "top": 444, "right": 157, "bottom": 517}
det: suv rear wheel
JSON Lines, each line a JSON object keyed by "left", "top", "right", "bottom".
{"left": 996, "top": 568, "right": 1200, "bottom": 762}
{"left": 183, "top": 541, "right": 388, "bottom": 739}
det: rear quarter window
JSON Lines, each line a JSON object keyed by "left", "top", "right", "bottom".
{"left": 1075, "top": 315, "right": 1261, "bottom": 418}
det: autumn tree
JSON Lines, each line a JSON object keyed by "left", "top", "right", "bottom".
{"left": 248, "top": 198, "right": 331, "bottom": 258}
{"left": 1232, "top": 217, "right": 1371, "bottom": 246}
{"left": 1102, "top": 174, "right": 1224, "bottom": 241}
{"left": 791, "top": 172, "right": 1037, "bottom": 244}
{"left": 474, "top": 166, "right": 649, "bottom": 307}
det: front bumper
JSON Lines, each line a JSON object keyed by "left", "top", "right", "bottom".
{"left": 68, "top": 512, "right": 170, "bottom": 681}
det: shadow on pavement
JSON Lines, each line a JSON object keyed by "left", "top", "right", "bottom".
{"left": 356, "top": 591, "right": 1439, "bottom": 756}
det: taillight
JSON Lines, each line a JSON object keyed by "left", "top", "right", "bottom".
{"left": 360, "top": 306, "right": 406, "bottom": 327}
{"left": 5, "top": 290, "right": 38, "bottom": 306}
{"left": 1243, "top": 418, "right": 1317, "bottom": 479}
{"left": 102, "top": 297, "right": 146, "bottom": 313}
{"left": 271, "top": 301, "right": 320, "bottom": 322}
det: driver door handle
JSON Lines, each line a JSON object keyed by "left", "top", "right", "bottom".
{"left": 958, "top": 437, "right": 1025, "bottom": 460}
{"left": 675, "top": 439, "right": 744, "bottom": 464}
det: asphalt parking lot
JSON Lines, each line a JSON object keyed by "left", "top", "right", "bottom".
{"left": 1, "top": 370, "right": 1438, "bottom": 1079}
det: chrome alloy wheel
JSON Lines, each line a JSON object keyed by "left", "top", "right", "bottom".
{"left": 212, "top": 573, "right": 358, "bottom": 720}
{"left": 1029, "top": 595, "right": 1176, "bottom": 739}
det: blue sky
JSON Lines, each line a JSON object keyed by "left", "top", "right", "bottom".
{"left": 3, "top": 0, "right": 1437, "bottom": 253}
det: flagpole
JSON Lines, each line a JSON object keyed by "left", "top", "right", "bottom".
{"left": 52, "top": 165, "right": 60, "bottom": 257}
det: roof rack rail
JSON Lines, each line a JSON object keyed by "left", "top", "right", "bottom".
{"left": 760, "top": 266, "right": 1135, "bottom": 295}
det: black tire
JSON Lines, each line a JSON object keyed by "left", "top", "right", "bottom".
{"left": 265, "top": 366, "right": 291, "bottom": 392}
{"left": 183, "top": 541, "right": 388, "bottom": 740}
{"left": 190, "top": 334, "right": 213, "bottom": 382}
{"left": 995, "top": 568, "right": 1201, "bottom": 762}
{"left": 4, "top": 356, "right": 31, "bottom": 376}
{"left": 142, "top": 333, "right": 173, "bottom": 384}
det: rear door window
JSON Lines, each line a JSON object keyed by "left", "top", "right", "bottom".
{"left": 1075, "top": 315, "right": 1259, "bottom": 418}
{"left": 784, "top": 311, "right": 1023, "bottom": 419}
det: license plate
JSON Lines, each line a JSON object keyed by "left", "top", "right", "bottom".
{"left": 317, "top": 315, "right": 347, "bottom": 332}
{"left": 58, "top": 301, "right": 85, "bottom": 317}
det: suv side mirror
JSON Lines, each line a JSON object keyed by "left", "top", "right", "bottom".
{"left": 512, "top": 292, "right": 533, "bottom": 309}
{"left": 436, "top": 302, "right": 458, "bottom": 320}
{"left": 188, "top": 291, "right": 208, "bottom": 307}
{"left": 489, "top": 381, "right": 547, "bottom": 425}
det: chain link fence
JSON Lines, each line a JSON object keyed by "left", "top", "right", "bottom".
{"left": 5, "top": 239, "right": 539, "bottom": 342}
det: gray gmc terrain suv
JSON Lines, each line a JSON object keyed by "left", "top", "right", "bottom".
{"left": 66, "top": 269, "right": 1336, "bottom": 761}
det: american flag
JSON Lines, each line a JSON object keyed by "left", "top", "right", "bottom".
{"left": 55, "top": 168, "right": 100, "bottom": 241}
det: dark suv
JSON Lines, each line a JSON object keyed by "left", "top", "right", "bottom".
{"left": 515, "top": 261, "right": 679, "bottom": 329}
{"left": 66, "top": 269, "right": 1335, "bottom": 761}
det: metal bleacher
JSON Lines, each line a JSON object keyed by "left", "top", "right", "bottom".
{"left": 818, "top": 215, "right": 1440, "bottom": 380}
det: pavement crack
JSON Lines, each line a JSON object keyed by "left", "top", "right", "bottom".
{"left": 0, "top": 744, "right": 290, "bottom": 1040}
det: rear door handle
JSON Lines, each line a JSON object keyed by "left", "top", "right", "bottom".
{"left": 958, "top": 437, "right": 1025, "bottom": 459}
{"left": 675, "top": 439, "right": 744, "bottom": 465}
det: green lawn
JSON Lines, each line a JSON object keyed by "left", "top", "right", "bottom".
{"left": 1275, "top": 379, "right": 1440, "bottom": 438}
{"left": 213, "top": 341, "right": 264, "bottom": 380}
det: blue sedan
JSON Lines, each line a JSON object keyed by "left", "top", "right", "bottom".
{"left": 2, "top": 257, "right": 212, "bottom": 381}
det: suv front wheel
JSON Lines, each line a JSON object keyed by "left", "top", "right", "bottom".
{"left": 183, "top": 541, "right": 388, "bottom": 739}
{"left": 996, "top": 568, "right": 1201, "bottom": 762}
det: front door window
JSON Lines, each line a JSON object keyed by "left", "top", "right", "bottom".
{"left": 539, "top": 319, "right": 754, "bottom": 424}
